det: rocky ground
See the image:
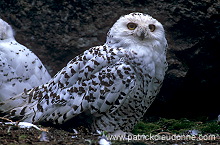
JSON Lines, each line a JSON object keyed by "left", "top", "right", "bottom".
{"left": 0, "top": 118, "right": 220, "bottom": 145}
{"left": 0, "top": 117, "right": 219, "bottom": 144}
{"left": 0, "top": 0, "right": 219, "bottom": 144}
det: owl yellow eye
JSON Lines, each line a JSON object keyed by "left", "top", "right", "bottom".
{"left": 127, "top": 23, "right": 137, "bottom": 30}
{"left": 149, "top": 24, "right": 156, "bottom": 32}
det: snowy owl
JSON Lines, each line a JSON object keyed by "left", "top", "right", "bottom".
{"left": 0, "top": 13, "right": 167, "bottom": 133}
{"left": 0, "top": 19, "right": 51, "bottom": 102}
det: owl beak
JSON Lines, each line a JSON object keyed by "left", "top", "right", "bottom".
{"left": 139, "top": 31, "right": 145, "bottom": 41}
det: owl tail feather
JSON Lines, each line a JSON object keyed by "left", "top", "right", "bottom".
{"left": 0, "top": 90, "right": 38, "bottom": 123}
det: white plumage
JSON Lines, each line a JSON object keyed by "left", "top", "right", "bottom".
{"left": 0, "top": 19, "right": 51, "bottom": 102}
{"left": 0, "top": 13, "right": 167, "bottom": 133}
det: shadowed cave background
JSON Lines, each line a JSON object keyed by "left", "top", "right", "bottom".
{"left": 0, "top": 0, "right": 219, "bottom": 121}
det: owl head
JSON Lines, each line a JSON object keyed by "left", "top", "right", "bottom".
{"left": 105, "top": 12, "right": 167, "bottom": 50}
{"left": 0, "top": 19, "right": 14, "bottom": 40}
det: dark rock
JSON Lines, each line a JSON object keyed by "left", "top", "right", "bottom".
{"left": 1, "top": 0, "right": 219, "bottom": 119}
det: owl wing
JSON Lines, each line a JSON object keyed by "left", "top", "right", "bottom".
{"left": 36, "top": 61, "right": 137, "bottom": 124}
{"left": 0, "top": 39, "right": 51, "bottom": 102}
{"left": 1, "top": 45, "right": 137, "bottom": 124}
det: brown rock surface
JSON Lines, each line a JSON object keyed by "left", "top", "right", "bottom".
{"left": 0, "top": 0, "right": 219, "bottom": 119}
